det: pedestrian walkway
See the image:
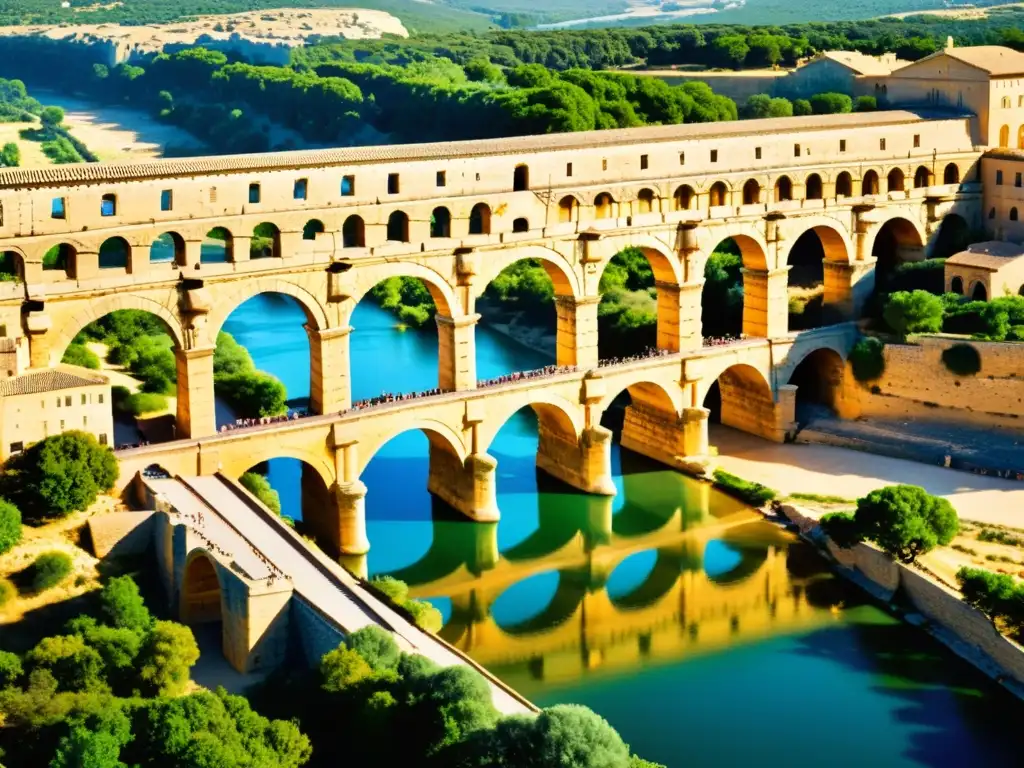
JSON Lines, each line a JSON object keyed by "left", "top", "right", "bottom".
{"left": 711, "top": 425, "right": 1024, "bottom": 527}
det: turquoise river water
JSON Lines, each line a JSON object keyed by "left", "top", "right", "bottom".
{"left": 217, "top": 293, "right": 1020, "bottom": 768}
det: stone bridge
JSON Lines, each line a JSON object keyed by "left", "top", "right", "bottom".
{"left": 0, "top": 110, "right": 982, "bottom": 440}
{"left": 118, "top": 324, "right": 861, "bottom": 557}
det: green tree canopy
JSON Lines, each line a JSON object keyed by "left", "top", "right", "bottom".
{"left": 883, "top": 290, "right": 945, "bottom": 338}
{"left": 0, "top": 497, "right": 21, "bottom": 555}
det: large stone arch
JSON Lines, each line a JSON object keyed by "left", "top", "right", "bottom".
{"left": 701, "top": 362, "right": 778, "bottom": 442}
{"left": 593, "top": 372, "right": 683, "bottom": 424}
{"left": 344, "top": 261, "right": 459, "bottom": 319}
{"left": 179, "top": 548, "right": 225, "bottom": 625}
{"left": 356, "top": 418, "right": 468, "bottom": 476}
{"left": 774, "top": 337, "right": 849, "bottom": 385}
{"left": 218, "top": 440, "right": 336, "bottom": 495}
{"left": 207, "top": 277, "right": 330, "bottom": 341}
{"left": 476, "top": 391, "right": 584, "bottom": 454}
{"left": 472, "top": 244, "right": 581, "bottom": 301}
{"left": 864, "top": 212, "right": 927, "bottom": 272}
{"left": 779, "top": 218, "right": 853, "bottom": 265}
{"left": 48, "top": 291, "right": 186, "bottom": 366}
{"left": 699, "top": 224, "right": 770, "bottom": 271}
{"left": 592, "top": 233, "right": 683, "bottom": 288}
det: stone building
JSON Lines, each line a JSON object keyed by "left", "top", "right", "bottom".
{"left": 773, "top": 51, "right": 907, "bottom": 101}
{"left": 944, "top": 241, "right": 1024, "bottom": 299}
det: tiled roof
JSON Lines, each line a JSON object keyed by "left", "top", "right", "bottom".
{"left": 900, "top": 46, "right": 1024, "bottom": 77}
{"left": 0, "top": 109, "right": 968, "bottom": 190}
{"left": 946, "top": 241, "right": 1024, "bottom": 271}
{"left": 0, "top": 365, "right": 108, "bottom": 396}
{"left": 821, "top": 51, "right": 904, "bottom": 76}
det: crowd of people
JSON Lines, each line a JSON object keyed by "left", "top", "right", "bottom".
{"left": 703, "top": 335, "right": 741, "bottom": 348}
{"left": 343, "top": 387, "right": 448, "bottom": 414}
{"left": 219, "top": 411, "right": 308, "bottom": 434}
{"left": 597, "top": 347, "right": 673, "bottom": 367}
{"left": 477, "top": 365, "right": 577, "bottom": 388}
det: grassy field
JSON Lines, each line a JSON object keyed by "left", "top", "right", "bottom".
{"left": 0, "top": 117, "right": 52, "bottom": 168}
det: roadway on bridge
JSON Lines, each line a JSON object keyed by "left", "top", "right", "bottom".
{"left": 147, "top": 474, "right": 534, "bottom": 715}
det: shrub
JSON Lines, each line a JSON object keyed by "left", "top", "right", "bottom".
{"left": 370, "top": 575, "right": 409, "bottom": 604}
{"left": 888, "top": 258, "right": 947, "bottom": 294}
{"left": 0, "top": 497, "right": 21, "bottom": 555}
{"left": 793, "top": 98, "right": 812, "bottom": 116}
{"left": 883, "top": 290, "right": 944, "bottom": 337}
{"left": 712, "top": 469, "right": 776, "bottom": 507}
{"left": 941, "top": 343, "right": 981, "bottom": 376}
{"left": 137, "top": 620, "right": 199, "bottom": 696}
{"left": 0, "top": 649, "right": 21, "bottom": 687}
{"left": 240, "top": 472, "right": 282, "bottom": 515}
{"left": 25, "top": 634, "right": 104, "bottom": 692}
{"left": 957, "top": 566, "right": 1024, "bottom": 637}
{"left": 854, "top": 95, "right": 877, "bottom": 112}
{"left": 27, "top": 550, "right": 74, "bottom": 592}
{"left": 61, "top": 343, "right": 100, "bottom": 370}
{"left": 849, "top": 337, "right": 885, "bottom": 382}
{"left": 1007, "top": 325, "right": 1024, "bottom": 341}
{"left": 0, "top": 577, "right": 15, "bottom": 609}
{"left": 809, "top": 92, "right": 852, "bottom": 114}
{"left": 100, "top": 575, "right": 152, "bottom": 633}
{"left": 320, "top": 645, "right": 373, "bottom": 692}
{"left": 346, "top": 625, "right": 401, "bottom": 673}
{"left": 405, "top": 599, "right": 444, "bottom": 634}
{"left": 214, "top": 371, "right": 287, "bottom": 419}
{"left": 114, "top": 391, "right": 169, "bottom": 417}
{"left": 819, "top": 511, "right": 863, "bottom": 548}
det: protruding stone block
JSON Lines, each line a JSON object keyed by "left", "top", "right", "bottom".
{"left": 436, "top": 313, "right": 478, "bottom": 392}
{"left": 427, "top": 448, "right": 499, "bottom": 522}
{"left": 307, "top": 325, "right": 352, "bottom": 414}
{"left": 742, "top": 267, "right": 790, "bottom": 339}
{"left": 556, "top": 295, "right": 600, "bottom": 369}
{"left": 537, "top": 424, "right": 616, "bottom": 495}
{"left": 175, "top": 346, "right": 216, "bottom": 439}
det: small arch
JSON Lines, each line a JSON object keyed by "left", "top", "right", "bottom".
{"left": 861, "top": 170, "right": 880, "bottom": 196}
{"left": 742, "top": 179, "right": 761, "bottom": 205}
{"left": 558, "top": 195, "right": 579, "bottom": 224}
{"left": 513, "top": 164, "right": 529, "bottom": 192}
{"left": 1002, "top": 96, "right": 1012, "bottom": 109}
{"left": 701, "top": 363, "right": 774, "bottom": 439}
{"left": 989, "top": 207, "right": 997, "bottom": 220}
{"left": 150, "top": 232, "right": 184, "bottom": 264}
{"left": 1019, "top": 125, "right": 1024, "bottom": 150}
{"left": 636, "top": 188, "right": 656, "bottom": 214}
{"left": 773, "top": 176, "right": 792, "bottom": 203}
{"left": 835, "top": 172, "right": 853, "bottom": 198}
{"left": 513, "top": 217, "right": 529, "bottom": 233}
{"left": 674, "top": 185, "right": 696, "bottom": 211}
{"left": 0, "top": 250, "right": 22, "bottom": 282}
{"left": 950, "top": 276, "right": 964, "bottom": 294}
{"left": 469, "top": 203, "right": 491, "bottom": 235}
{"left": 43, "top": 243, "right": 75, "bottom": 273}
{"left": 180, "top": 551, "right": 223, "bottom": 625}
{"left": 1013, "top": 207, "right": 1020, "bottom": 222}
{"left": 943, "top": 163, "right": 961, "bottom": 185}
{"left": 203, "top": 227, "right": 233, "bottom": 263}
{"left": 251, "top": 222, "right": 281, "bottom": 259}
{"left": 302, "top": 219, "right": 325, "bottom": 241}
{"left": 358, "top": 421, "right": 468, "bottom": 477}
{"left": 913, "top": 165, "right": 933, "bottom": 189}
{"left": 387, "top": 211, "right": 410, "bottom": 242}
{"left": 971, "top": 281, "right": 988, "bottom": 301}
{"left": 98, "top": 236, "right": 129, "bottom": 269}
{"left": 343, "top": 215, "right": 365, "bottom": 248}
{"left": 594, "top": 192, "right": 616, "bottom": 219}
{"left": 708, "top": 181, "right": 729, "bottom": 207}
{"left": 788, "top": 347, "right": 848, "bottom": 421}
{"left": 1000, "top": 124, "right": 1011, "bottom": 148}
{"left": 430, "top": 207, "right": 451, "bottom": 239}
{"left": 886, "top": 168, "right": 905, "bottom": 193}
{"left": 207, "top": 279, "right": 330, "bottom": 342}
{"left": 805, "top": 174, "right": 823, "bottom": 200}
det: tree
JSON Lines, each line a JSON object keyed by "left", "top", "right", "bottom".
{"left": 1, "top": 432, "right": 118, "bottom": 524}
{"left": 345, "top": 625, "right": 400, "bottom": 673}
{"left": 137, "top": 621, "right": 199, "bottom": 696}
{"left": 214, "top": 371, "right": 287, "bottom": 419}
{"left": 99, "top": 576, "right": 152, "bottom": 633}
{"left": 854, "top": 95, "right": 877, "bottom": 112}
{"left": 0, "top": 141, "right": 19, "bottom": 168}
{"left": 482, "top": 705, "right": 631, "bottom": 768}
{"left": 0, "top": 649, "right": 22, "bottom": 688}
{"left": 0, "top": 498, "right": 20, "bottom": 555}
{"left": 319, "top": 645, "right": 373, "bottom": 692}
{"left": 822, "top": 485, "right": 959, "bottom": 563}
{"left": 883, "top": 290, "right": 945, "bottom": 338}
{"left": 793, "top": 98, "right": 812, "bottom": 116}
{"left": 808, "top": 92, "right": 852, "bottom": 114}
{"left": 464, "top": 57, "right": 502, "bottom": 83}
{"left": 39, "top": 105, "right": 64, "bottom": 128}
{"left": 25, "top": 635, "right": 105, "bottom": 693}
{"left": 213, "top": 331, "right": 254, "bottom": 377}
{"left": 240, "top": 472, "right": 282, "bottom": 515}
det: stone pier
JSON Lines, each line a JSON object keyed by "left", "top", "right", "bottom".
{"left": 537, "top": 424, "right": 617, "bottom": 495}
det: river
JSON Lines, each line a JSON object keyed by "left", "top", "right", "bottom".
{"left": 220, "top": 293, "right": 1020, "bottom": 767}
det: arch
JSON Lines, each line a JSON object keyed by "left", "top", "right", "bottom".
{"left": 943, "top": 163, "right": 961, "bottom": 185}
{"left": 787, "top": 347, "right": 848, "bottom": 420}
{"left": 950, "top": 276, "right": 964, "bottom": 294}
{"left": 513, "top": 164, "right": 529, "bottom": 192}
{"left": 594, "top": 192, "right": 616, "bottom": 219}
{"left": 708, "top": 181, "right": 729, "bottom": 207}
{"left": 302, "top": 219, "right": 325, "bottom": 241}
{"left": 342, "top": 215, "right": 365, "bottom": 248}
{"left": 207, "top": 278, "right": 330, "bottom": 342}
{"left": 477, "top": 393, "right": 583, "bottom": 456}
{"left": 704, "top": 229, "right": 769, "bottom": 271}
{"left": 971, "top": 281, "right": 988, "bottom": 301}
{"left": 835, "top": 172, "right": 853, "bottom": 198}
{"left": 51, "top": 294, "right": 186, "bottom": 367}
{"left": 742, "top": 178, "right": 761, "bottom": 205}
{"left": 43, "top": 242, "right": 75, "bottom": 273}
{"left": 469, "top": 203, "right": 491, "bottom": 235}
{"left": 805, "top": 174, "right": 823, "bottom": 200}
{"left": 704, "top": 539, "right": 769, "bottom": 586}
{"left": 866, "top": 215, "right": 926, "bottom": 271}
{"left": 203, "top": 227, "right": 233, "bottom": 263}
{"left": 357, "top": 420, "right": 468, "bottom": 476}
{"left": 886, "top": 168, "right": 905, "bottom": 193}
{"left": 1000, "top": 124, "right": 1010, "bottom": 148}
{"left": 595, "top": 234, "right": 684, "bottom": 287}
{"left": 1002, "top": 96, "right": 1012, "bottom": 109}
{"left": 781, "top": 220, "right": 852, "bottom": 266}
{"left": 558, "top": 195, "right": 580, "bottom": 224}
{"left": 636, "top": 188, "right": 657, "bottom": 214}
{"left": 594, "top": 376, "right": 682, "bottom": 424}
{"left": 180, "top": 550, "right": 223, "bottom": 625}
{"left": 699, "top": 361, "right": 773, "bottom": 422}
{"left": 150, "top": 232, "right": 184, "bottom": 263}
{"left": 220, "top": 449, "right": 336, "bottom": 503}
{"left": 430, "top": 207, "right": 452, "bottom": 238}
{"left": 352, "top": 262, "right": 458, "bottom": 319}
{"left": 251, "top": 223, "right": 281, "bottom": 259}
{"left": 1019, "top": 126, "right": 1024, "bottom": 150}
{"left": 1012, "top": 207, "right": 1019, "bottom": 222}
{"left": 0, "top": 250, "right": 22, "bottom": 282}
{"left": 513, "top": 217, "right": 529, "bottom": 233}
{"left": 913, "top": 165, "right": 933, "bottom": 189}
{"left": 99, "top": 236, "right": 129, "bottom": 269}
{"left": 472, "top": 245, "right": 580, "bottom": 300}
{"left": 773, "top": 176, "right": 792, "bottom": 203}
{"left": 387, "top": 211, "right": 410, "bottom": 242}
{"left": 861, "top": 170, "right": 880, "bottom": 196}
{"left": 674, "top": 184, "right": 696, "bottom": 211}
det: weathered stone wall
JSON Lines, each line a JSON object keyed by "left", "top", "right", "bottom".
{"left": 291, "top": 595, "right": 346, "bottom": 667}
{"left": 87, "top": 510, "right": 155, "bottom": 558}
{"left": 858, "top": 337, "right": 1024, "bottom": 430}
{"left": 621, "top": 404, "right": 685, "bottom": 467}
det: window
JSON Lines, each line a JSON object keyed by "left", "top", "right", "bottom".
{"left": 294, "top": 178, "right": 308, "bottom": 200}
{"left": 1017, "top": 172, "right": 1022, "bottom": 188}
{"left": 989, "top": 207, "right": 996, "bottom": 219}
{"left": 913, "top": 134, "right": 921, "bottom": 148}
{"left": 249, "top": 183, "right": 261, "bottom": 204}
{"left": 65, "top": 396, "right": 72, "bottom": 407}
{"left": 755, "top": 147, "right": 762, "bottom": 160}
{"left": 56, "top": 398, "right": 60, "bottom": 408}
{"left": 997, "top": 170, "right": 1005, "bottom": 185}
{"left": 1002, "top": 96, "right": 1011, "bottom": 108}
{"left": 640, "top": 154, "right": 649, "bottom": 170}
{"left": 81, "top": 394, "right": 87, "bottom": 405}
{"left": 51, "top": 197, "right": 66, "bottom": 219}
{"left": 602, "top": 159, "right": 608, "bottom": 171}
{"left": 60, "top": 420, "right": 65, "bottom": 430}
{"left": 83, "top": 416, "right": 87, "bottom": 427}
{"left": 436, "top": 171, "right": 446, "bottom": 187}
{"left": 341, "top": 176, "right": 355, "bottom": 196}
{"left": 160, "top": 189, "right": 173, "bottom": 211}
{"left": 679, "top": 152, "right": 685, "bottom": 165}
{"left": 1012, "top": 207, "right": 1019, "bottom": 221}
{"left": 567, "top": 162, "right": 573, "bottom": 177}
{"left": 710, "top": 149, "right": 718, "bottom": 162}
{"left": 513, "top": 217, "right": 529, "bottom": 233}
{"left": 9, "top": 441, "right": 22, "bottom": 454}
{"left": 388, "top": 173, "right": 400, "bottom": 194}
{"left": 98, "top": 393, "right": 104, "bottom": 405}
{"left": 839, "top": 139, "right": 846, "bottom": 153}
{"left": 99, "top": 433, "right": 107, "bottom": 446}
{"left": 880, "top": 138, "right": 887, "bottom": 151}
{"left": 100, "top": 194, "right": 116, "bottom": 217}
{"left": 475, "top": 173, "right": 481, "bottom": 181}
{"left": 513, "top": 164, "right": 529, "bottom": 191}
{"left": 794, "top": 143, "right": 801, "bottom": 157}
{"left": 1019, "top": 96, "right": 1023, "bottom": 107}
{"left": 209, "top": 187, "right": 218, "bottom": 204}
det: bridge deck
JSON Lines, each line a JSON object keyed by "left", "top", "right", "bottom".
{"left": 147, "top": 474, "right": 534, "bottom": 715}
